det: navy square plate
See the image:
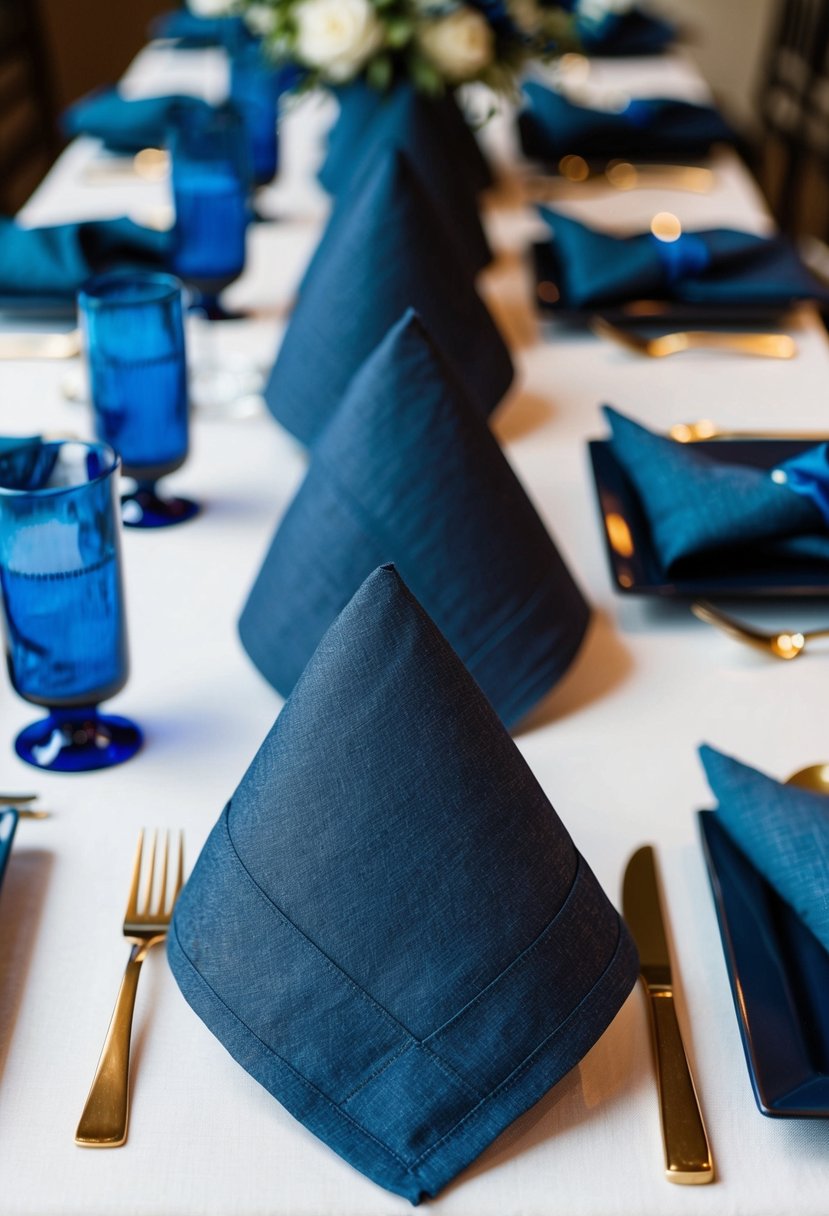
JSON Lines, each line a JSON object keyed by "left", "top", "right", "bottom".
{"left": 531, "top": 241, "right": 794, "bottom": 326}
{"left": 698, "top": 811, "right": 829, "bottom": 1117}
{"left": 588, "top": 438, "right": 829, "bottom": 597}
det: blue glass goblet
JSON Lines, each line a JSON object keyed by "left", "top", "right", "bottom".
{"left": 78, "top": 271, "right": 198, "bottom": 529}
{"left": 169, "top": 106, "right": 250, "bottom": 321}
{"left": 0, "top": 440, "right": 141, "bottom": 772}
{"left": 230, "top": 42, "right": 282, "bottom": 188}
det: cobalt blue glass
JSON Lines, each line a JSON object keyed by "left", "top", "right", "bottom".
{"left": 78, "top": 270, "right": 198, "bottom": 529}
{"left": 0, "top": 440, "right": 142, "bottom": 772}
{"left": 229, "top": 43, "right": 282, "bottom": 187}
{"left": 169, "top": 106, "right": 250, "bottom": 320}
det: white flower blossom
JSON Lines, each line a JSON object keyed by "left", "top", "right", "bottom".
{"left": 417, "top": 6, "right": 495, "bottom": 83}
{"left": 294, "top": 0, "right": 385, "bottom": 81}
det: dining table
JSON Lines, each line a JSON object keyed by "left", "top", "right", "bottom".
{"left": 1, "top": 31, "right": 828, "bottom": 1216}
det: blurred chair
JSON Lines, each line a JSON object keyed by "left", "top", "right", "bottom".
{"left": 0, "top": 0, "right": 60, "bottom": 214}
{"left": 757, "top": 0, "right": 829, "bottom": 240}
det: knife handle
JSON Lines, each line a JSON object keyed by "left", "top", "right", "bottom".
{"left": 646, "top": 989, "right": 714, "bottom": 1184}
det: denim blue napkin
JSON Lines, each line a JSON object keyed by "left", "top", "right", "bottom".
{"left": 538, "top": 208, "right": 829, "bottom": 309}
{"left": 64, "top": 89, "right": 213, "bottom": 153}
{"left": 0, "top": 217, "right": 171, "bottom": 298}
{"left": 700, "top": 745, "right": 829, "bottom": 954}
{"left": 320, "top": 79, "right": 492, "bottom": 198}
{"left": 319, "top": 82, "right": 491, "bottom": 275}
{"left": 0, "top": 809, "right": 18, "bottom": 897}
{"left": 604, "top": 406, "right": 829, "bottom": 571}
{"left": 520, "top": 82, "right": 733, "bottom": 164}
{"left": 263, "top": 149, "right": 513, "bottom": 445}
{"left": 242, "top": 309, "right": 589, "bottom": 726}
{"left": 170, "top": 564, "right": 638, "bottom": 1203}
{"left": 576, "top": 7, "right": 676, "bottom": 56}
{"left": 150, "top": 9, "right": 251, "bottom": 47}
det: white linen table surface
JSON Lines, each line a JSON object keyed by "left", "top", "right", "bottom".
{"left": 0, "top": 42, "right": 828, "bottom": 1216}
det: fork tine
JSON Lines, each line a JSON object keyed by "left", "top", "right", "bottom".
{"left": 153, "top": 831, "right": 169, "bottom": 917}
{"left": 125, "top": 830, "right": 145, "bottom": 920}
{"left": 140, "top": 830, "right": 157, "bottom": 917}
{"left": 168, "top": 831, "right": 185, "bottom": 914}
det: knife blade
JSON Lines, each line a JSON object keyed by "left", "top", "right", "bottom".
{"left": 623, "top": 844, "right": 714, "bottom": 1185}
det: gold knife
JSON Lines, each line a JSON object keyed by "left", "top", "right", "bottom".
{"left": 622, "top": 845, "right": 714, "bottom": 1185}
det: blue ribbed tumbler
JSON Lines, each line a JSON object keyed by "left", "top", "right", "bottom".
{"left": 0, "top": 440, "right": 142, "bottom": 772}
{"left": 79, "top": 270, "right": 198, "bottom": 528}
{"left": 229, "top": 42, "right": 282, "bottom": 186}
{"left": 169, "top": 106, "right": 250, "bottom": 320}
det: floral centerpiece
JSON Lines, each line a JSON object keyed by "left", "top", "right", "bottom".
{"left": 220, "top": 1, "right": 574, "bottom": 94}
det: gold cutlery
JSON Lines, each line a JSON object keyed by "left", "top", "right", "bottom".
{"left": 622, "top": 845, "right": 714, "bottom": 1185}
{"left": 0, "top": 792, "right": 50, "bottom": 818}
{"left": 786, "top": 763, "right": 829, "bottom": 793}
{"left": 669, "top": 420, "right": 829, "bottom": 443}
{"left": 76, "top": 829, "right": 184, "bottom": 1148}
{"left": 591, "top": 316, "right": 797, "bottom": 360}
{"left": 0, "top": 330, "right": 81, "bottom": 361}
{"left": 525, "top": 160, "right": 714, "bottom": 197}
{"left": 691, "top": 600, "right": 829, "bottom": 660}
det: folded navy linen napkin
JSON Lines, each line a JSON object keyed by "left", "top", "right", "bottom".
{"left": 520, "top": 82, "right": 733, "bottom": 164}
{"left": 241, "top": 309, "right": 589, "bottom": 726}
{"left": 0, "top": 809, "right": 18, "bottom": 896}
{"left": 576, "top": 7, "right": 677, "bottom": 55}
{"left": 63, "top": 89, "right": 214, "bottom": 153}
{"left": 700, "top": 745, "right": 829, "bottom": 954}
{"left": 537, "top": 208, "right": 829, "bottom": 310}
{"left": 263, "top": 149, "right": 513, "bottom": 445}
{"left": 0, "top": 217, "right": 170, "bottom": 298}
{"left": 171, "top": 564, "right": 638, "bottom": 1203}
{"left": 319, "top": 82, "right": 491, "bottom": 275}
{"left": 603, "top": 406, "right": 829, "bottom": 571}
{"left": 320, "top": 78, "right": 492, "bottom": 198}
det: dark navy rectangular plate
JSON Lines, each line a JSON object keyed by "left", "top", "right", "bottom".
{"left": 0, "top": 808, "right": 19, "bottom": 896}
{"left": 588, "top": 437, "right": 829, "bottom": 597}
{"left": 698, "top": 811, "right": 829, "bottom": 1117}
{"left": 531, "top": 241, "right": 794, "bottom": 326}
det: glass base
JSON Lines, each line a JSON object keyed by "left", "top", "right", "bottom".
{"left": 122, "top": 487, "right": 200, "bottom": 528}
{"left": 185, "top": 291, "right": 246, "bottom": 323}
{"left": 15, "top": 708, "right": 143, "bottom": 772}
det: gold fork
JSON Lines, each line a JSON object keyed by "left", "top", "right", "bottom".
{"left": 591, "top": 316, "right": 797, "bottom": 360}
{"left": 669, "top": 419, "right": 829, "bottom": 443}
{"left": 75, "top": 830, "right": 184, "bottom": 1148}
{"left": 0, "top": 330, "right": 81, "bottom": 361}
{"left": 691, "top": 600, "right": 829, "bottom": 660}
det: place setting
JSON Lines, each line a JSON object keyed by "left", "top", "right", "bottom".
{"left": 3, "top": 1, "right": 829, "bottom": 1214}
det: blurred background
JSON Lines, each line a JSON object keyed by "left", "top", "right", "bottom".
{"left": 0, "top": 0, "right": 823, "bottom": 235}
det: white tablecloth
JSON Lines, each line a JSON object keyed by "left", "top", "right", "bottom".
{"left": 1, "top": 43, "right": 828, "bottom": 1216}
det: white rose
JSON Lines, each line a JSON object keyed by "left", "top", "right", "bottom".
{"left": 417, "top": 7, "right": 495, "bottom": 84}
{"left": 244, "top": 4, "right": 278, "bottom": 36}
{"left": 294, "top": 0, "right": 384, "bottom": 81}
{"left": 187, "top": 0, "right": 234, "bottom": 16}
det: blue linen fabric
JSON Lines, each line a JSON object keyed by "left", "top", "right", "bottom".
{"left": 149, "top": 9, "right": 251, "bottom": 47}
{"left": 537, "top": 208, "right": 829, "bottom": 309}
{"left": 63, "top": 90, "right": 213, "bottom": 153}
{"left": 320, "top": 79, "right": 492, "bottom": 198}
{"left": 576, "top": 8, "right": 677, "bottom": 55}
{"left": 604, "top": 406, "right": 829, "bottom": 571}
{"left": 519, "top": 82, "right": 733, "bottom": 164}
{"left": 169, "top": 564, "right": 638, "bottom": 1203}
{"left": 263, "top": 149, "right": 513, "bottom": 445}
{"left": 319, "top": 82, "right": 491, "bottom": 276}
{"left": 700, "top": 745, "right": 829, "bottom": 954}
{"left": 0, "top": 217, "right": 170, "bottom": 298}
{"left": 240, "top": 309, "right": 589, "bottom": 727}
